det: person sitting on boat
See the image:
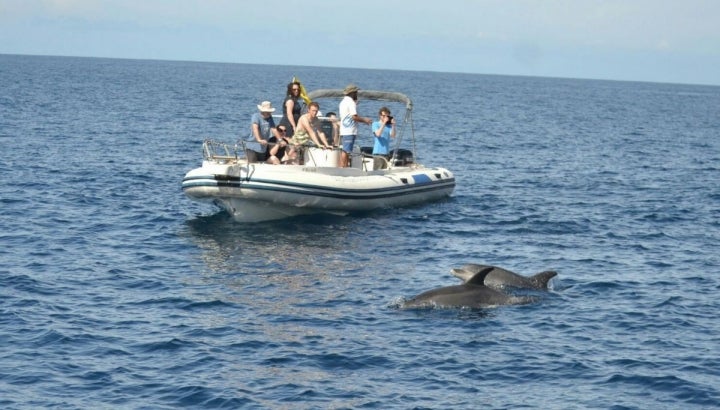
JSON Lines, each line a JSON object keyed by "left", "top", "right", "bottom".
{"left": 371, "top": 106, "right": 396, "bottom": 169}
{"left": 245, "top": 101, "right": 282, "bottom": 163}
{"left": 267, "top": 126, "right": 291, "bottom": 164}
{"left": 286, "top": 102, "right": 332, "bottom": 164}
{"left": 339, "top": 84, "right": 372, "bottom": 167}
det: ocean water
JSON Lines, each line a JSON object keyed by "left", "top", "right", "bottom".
{"left": 1, "top": 54, "right": 719, "bottom": 409}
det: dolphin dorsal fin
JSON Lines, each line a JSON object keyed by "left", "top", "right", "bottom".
{"left": 466, "top": 267, "right": 494, "bottom": 285}
{"left": 530, "top": 270, "right": 558, "bottom": 288}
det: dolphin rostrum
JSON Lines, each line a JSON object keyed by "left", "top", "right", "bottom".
{"left": 451, "top": 264, "right": 557, "bottom": 290}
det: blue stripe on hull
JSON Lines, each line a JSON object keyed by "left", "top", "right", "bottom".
{"left": 182, "top": 175, "right": 455, "bottom": 200}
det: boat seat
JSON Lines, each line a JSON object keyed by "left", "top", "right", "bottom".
{"left": 372, "top": 155, "right": 389, "bottom": 170}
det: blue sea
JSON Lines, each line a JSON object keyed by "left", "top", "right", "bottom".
{"left": 1, "top": 54, "right": 719, "bottom": 409}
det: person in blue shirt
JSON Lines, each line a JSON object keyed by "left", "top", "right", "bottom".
{"left": 371, "top": 106, "right": 396, "bottom": 169}
{"left": 245, "top": 101, "right": 281, "bottom": 163}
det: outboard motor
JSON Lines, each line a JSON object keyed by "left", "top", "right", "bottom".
{"left": 392, "top": 149, "right": 414, "bottom": 166}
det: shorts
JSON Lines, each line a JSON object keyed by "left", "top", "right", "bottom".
{"left": 341, "top": 135, "right": 356, "bottom": 153}
{"left": 290, "top": 134, "right": 309, "bottom": 145}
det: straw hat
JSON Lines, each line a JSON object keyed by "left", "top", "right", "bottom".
{"left": 343, "top": 84, "right": 359, "bottom": 95}
{"left": 257, "top": 101, "right": 276, "bottom": 112}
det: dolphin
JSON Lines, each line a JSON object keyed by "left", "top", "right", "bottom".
{"left": 401, "top": 267, "right": 536, "bottom": 309}
{"left": 451, "top": 264, "right": 557, "bottom": 290}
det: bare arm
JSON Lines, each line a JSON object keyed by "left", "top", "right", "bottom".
{"left": 298, "top": 116, "right": 330, "bottom": 148}
{"left": 374, "top": 118, "right": 396, "bottom": 137}
{"left": 353, "top": 113, "right": 372, "bottom": 125}
{"left": 374, "top": 123, "right": 383, "bottom": 137}
{"left": 252, "top": 123, "right": 267, "bottom": 145}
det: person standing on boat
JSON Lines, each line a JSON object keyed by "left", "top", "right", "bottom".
{"left": 339, "top": 84, "right": 372, "bottom": 167}
{"left": 371, "top": 106, "right": 396, "bottom": 169}
{"left": 245, "top": 101, "right": 281, "bottom": 163}
{"left": 279, "top": 81, "right": 302, "bottom": 137}
{"left": 286, "top": 102, "right": 332, "bottom": 164}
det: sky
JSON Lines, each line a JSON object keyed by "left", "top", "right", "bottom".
{"left": 1, "top": 0, "right": 719, "bottom": 86}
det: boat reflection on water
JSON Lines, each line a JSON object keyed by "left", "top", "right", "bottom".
{"left": 184, "top": 213, "right": 358, "bottom": 279}
{"left": 181, "top": 212, "right": 403, "bottom": 313}
{"left": 181, "top": 212, "right": 394, "bottom": 385}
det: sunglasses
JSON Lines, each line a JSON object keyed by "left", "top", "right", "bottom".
{"left": 278, "top": 128, "right": 286, "bottom": 133}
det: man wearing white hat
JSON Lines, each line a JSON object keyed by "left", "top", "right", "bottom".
{"left": 245, "top": 101, "right": 281, "bottom": 163}
{"left": 339, "top": 84, "right": 372, "bottom": 167}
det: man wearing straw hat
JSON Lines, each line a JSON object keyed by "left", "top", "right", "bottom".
{"left": 338, "top": 84, "right": 372, "bottom": 167}
{"left": 245, "top": 100, "right": 281, "bottom": 163}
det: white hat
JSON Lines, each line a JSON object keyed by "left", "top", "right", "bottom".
{"left": 257, "top": 101, "right": 276, "bottom": 112}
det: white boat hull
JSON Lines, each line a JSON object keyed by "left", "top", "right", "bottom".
{"left": 182, "top": 160, "right": 455, "bottom": 222}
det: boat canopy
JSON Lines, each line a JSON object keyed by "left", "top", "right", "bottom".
{"left": 307, "top": 89, "right": 413, "bottom": 112}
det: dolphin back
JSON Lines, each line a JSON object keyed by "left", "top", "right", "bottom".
{"left": 453, "top": 264, "right": 559, "bottom": 291}
{"left": 402, "top": 283, "right": 534, "bottom": 309}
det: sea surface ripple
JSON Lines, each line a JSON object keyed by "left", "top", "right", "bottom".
{"left": 1, "top": 54, "right": 719, "bottom": 409}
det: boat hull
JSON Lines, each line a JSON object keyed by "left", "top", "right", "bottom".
{"left": 182, "top": 161, "right": 455, "bottom": 222}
